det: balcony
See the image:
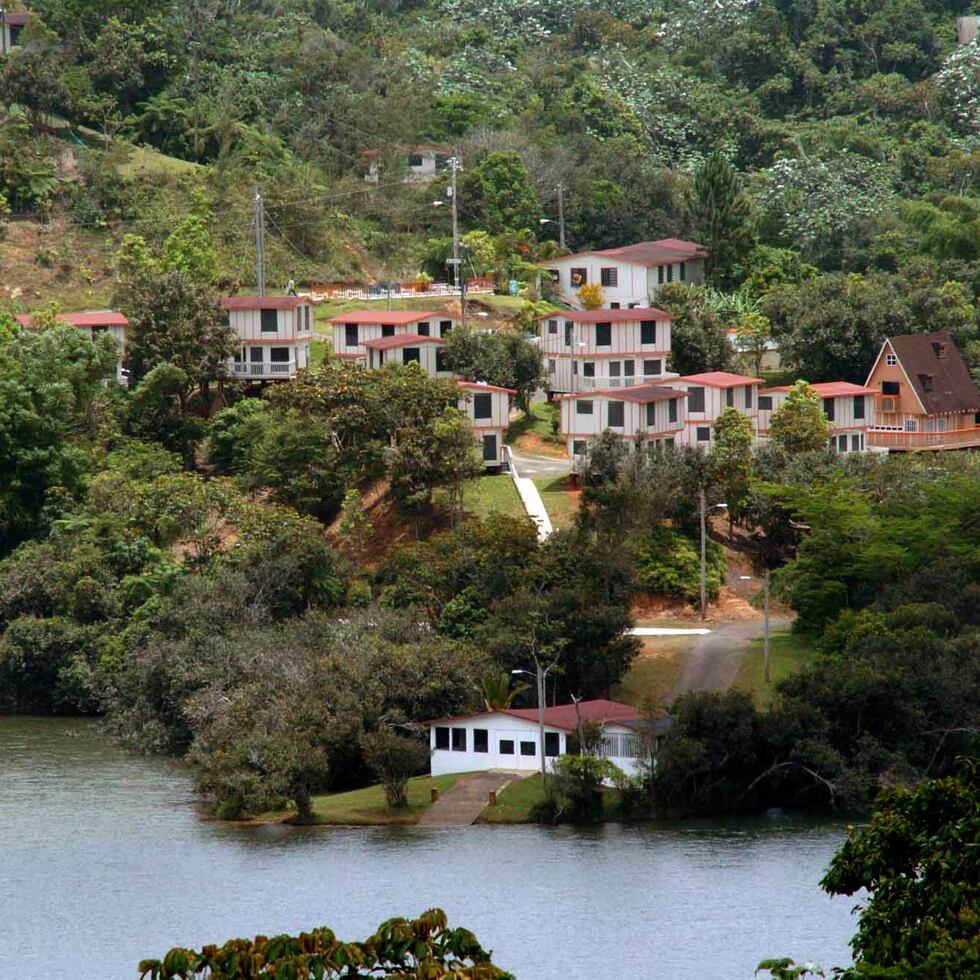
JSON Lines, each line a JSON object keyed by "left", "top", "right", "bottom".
{"left": 577, "top": 375, "right": 663, "bottom": 391}
{"left": 868, "top": 426, "right": 980, "bottom": 451}
{"left": 233, "top": 360, "right": 297, "bottom": 379}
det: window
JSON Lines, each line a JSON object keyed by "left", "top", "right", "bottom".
{"left": 905, "top": 419, "right": 917, "bottom": 432}
{"left": 305, "top": 306, "right": 312, "bottom": 332}
{"left": 665, "top": 437, "right": 675, "bottom": 448}
{"left": 544, "top": 732, "right": 560, "bottom": 757}
{"left": 759, "top": 395, "right": 773, "bottom": 411}
{"left": 520, "top": 741, "right": 536, "bottom": 757}
{"left": 434, "top": 727, "right": 450, "bottom": 750}
{"left": 440, "top": 320, "right": 453, "bottom": 338}
{"left": 643, "top": 358, "right": 662, "bottom": 377}
{"left": 260, "top": 308, "right": 278, "bottom": 333}
{"left": 408, "top": 152, "right": 424, "bottom": 167}
{"left": 823, "top": 398, "right": 835, "bottom": 422}
{"left": 595, "top": 322, "right": 612, "bottom": 347}
{"left": 345, "top": 324, "right": 358, "bottom": 348}
{"left": 645, "top": 402, "right": 657, "bottom": 426}
{"left": 548, "top": 319, "right": 558, "bottom": 335}
{"left": 641, "top": 321, "right": 657, "bottom": 345}
{"left": 608, "top": 401, "right": 625, "bottom": 427}
{"left": 600, "top": 267, "right": 618, "bottom": 287}
{"left": 451, "top": 728, "right": 466, "bottom": 751}
{"left": 688, "top": 386, "right": 705, "bottom": 413}
{"left": 882, "top": 381, "right": 900, "bottom": 396}
{"left": 933, "top": 342, "right": 948, "bottom": 359}
{"left": 657, "top": 265, "right": 665, "bottom": 284}
{"left": 572, "top": 440, "right": 587, "bottom": 455}
{"left": 668, "top": 398, "right": 678, "bottom": 423}
{"left": 473, "top": 393, "right": 492, "bottom": 419}
{"left": 499, "top": 739, "right": 515, "bottom": 755}
{"left": 851, "top": 434, "right": 861, "bottom": 452}
{"left": 583, "top": 362, "right": 596, "bottom": 378}
{"left": 482, "top": 434, "right": 498, "bottom": 462}
{"left": 564, "top": 322, "right": 573, "bottom": 346}
{"left": 474, "top": 729, "right": 489, "bottom": 753}
{"left": 885, "top": 353, "right": 897, "bottom": 366}
{"left": 624, "top": 360, "right": 635, "bottom": 378}
{"left": 666, "top": 264, "right": 674, "bottom": 283}
{"left": 679, "top": 262, "right": 686, "bottom": 282}
{"left": 270, "top": 347, "right": 290, "bottom": 363}
{"left": 610, "top": 302, "right": 620, "bottom": 310}
{"left": 417, "top": 321, "right": 430, "bottom": 336}
{"left": 576, "top": 400, "right": 594, "bottom": 415}
{"left": 725, "top": 388, "right": 734, "bottom": 408}
{"left": 403, "top": 347, "right": 420, "bottom": 364}
{"left": 547, "top": 359, "right": 556, "bottom": 373}
{"left": 838, "top": 434, "right": 847, "bottom": 452}
{"left": 697, "top": 426, "right": 711, "bottom": 442}
{"left": 571, "top": 267, "right": 587, "bottom": 286}
{"left": 744, "top": 386, "right": 753, "bottom": 409}
{"left": 919, "top": 374, "right": 934, "bottom": 392}
{"left": 249, "top": 347, "right": 263, "bottom": 363}
{"left": 435, "top": 348, "right": 449, "bottom": 372}
{"left": 608, "top": 361, "right": 621, "bottom": 378}
{"left": 382, "top": 325, "right": 395, "bottom": 337}
{"left": 853, "top": 395, "right": 865, "bottom": 419}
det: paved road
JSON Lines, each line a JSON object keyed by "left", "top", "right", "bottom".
{"left": 418, "top": 772, "right": 515, "bottom": 826}
{"left": 666, "top": 616, "right": 794, "bottom": 701}
{"left": 508, "top": 448, "right": 572, "bottom": 479}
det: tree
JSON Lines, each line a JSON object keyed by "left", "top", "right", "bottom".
{"left": 460, "top": 151, "right": 540, "bottom": 235}
{"left": 657, "top": 284, "right": 734, "bottom": 375}
{"left": 336, "top": 488, "right": 373, "bottom": 567}
{"left": 577, "top": 282, "right": 605, "bottom": 309}
{"left": 734, "top": 309, "right": 772, "bottom": 378}
{"left": 768, "top": 381, "right": 830, "bottom": 455}
{"left": 821, "top": 761, "right": 980, "bottom": 977}
{"left": 687, "top": 153, "right": 754, "bottom": 289}
{"left": 0, "top": 35, "right": 68, "bottom": 131}
{"left": 360, "top": 727, "right": 430, "bottom": 809}
{"left": 443, "top": 326, "right": 543, "bottom": 412}
{"left": 139, "top": 909, "right": 512, "bottom": 979}
{"left": 710, "top": 407, "right": 754, "bottom": 524}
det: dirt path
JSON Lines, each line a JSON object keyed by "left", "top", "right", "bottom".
{"left": 416, "top": 772, "right": 516, "bottom": 826}
{"left": 666, "top": 616, "right": 794, "bottom": 700}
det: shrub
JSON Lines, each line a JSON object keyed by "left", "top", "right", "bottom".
{"left": 632, "top": 526, "right": 725, "bottom": 604}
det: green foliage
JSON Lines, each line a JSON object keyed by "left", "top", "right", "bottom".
{"left": 534, "top": 754, "right": 623, "bottom": 824}
{"left": 138, "top": 908, "right": 512, "bottom": 979}
{"left": 360, "top": 727, "right": 431, "bottom": 809}
{"left": 443, "top": 326, "right": 543, "bottom": 412}
{"left": 459, "top": 151, "right": 540, "bottom": 235}
{"left": 633, "top": 527, "right": 725, "bottom": 604}
{"left": 768, "top": 382, "right": 831, "bottom": 456}
{"left": 657, "top": 284, "right": 734, "bottom": 376}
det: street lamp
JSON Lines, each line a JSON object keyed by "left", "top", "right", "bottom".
{"left": 513, "top": 661, "right": 559, "bottom": 784}
{"left": 699, "top": 489, "right": 727, "bottom": 621}
{"left": 739, "top": 571, "right": 772, "bottom": 682}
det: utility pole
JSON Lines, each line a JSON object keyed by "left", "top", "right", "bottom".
{"left": 535, "top": 657, "right": 547, "bottom": 785}
{"left": 448, "top": 156, "right": 467, "bottom": 329}
{"left": 556, "top": 183, "right": 566, "bottom": 249}
{"left": 253, "top": 189, "right": 266, "bottom": 297}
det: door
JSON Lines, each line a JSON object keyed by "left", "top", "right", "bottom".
{"left": 482, "top": 434, "right": 498, "bottom": 463}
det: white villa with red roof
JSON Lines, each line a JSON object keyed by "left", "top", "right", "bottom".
{"left": 328, "top": 310, "right": 458, "bottom": 362}
{"left": 363, "top": 333, "right": 451, "bottom": 378}
{"left": 457, "top": 381, "right": 514, "bottom": 467}
{"left": 540, "top": 238, "right": 707, "bottom": 309}
{"left": 666, "top": 371, "right": 764, "bottom": 448}
{"left": 758, "top": 381, "right": 876, "bottom": 454}
{"left": 540, "top": 307, "right": 674, "bottom": 394}
{"left": 425, "top": 699, "right": 653, "bottom": 778}
{"left": 15, "top": 310, "right": 129, "bottom": 383}
{"left": 222, "top": 295, "right": 314, "bottom": 381}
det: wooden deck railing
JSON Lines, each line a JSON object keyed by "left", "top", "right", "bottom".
{"left": 868, "top": 427, "right": 980, "bottom": 450}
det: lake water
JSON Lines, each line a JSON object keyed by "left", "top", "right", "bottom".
{"left": 0, "top": 716, "right": 859, "bottom": 980}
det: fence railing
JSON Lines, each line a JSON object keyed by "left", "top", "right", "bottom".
{"left": 233, "top": 361, "right": 297, "bottom": 378}
{"left": 868, "top": 427, "right": 980, "bottom": 450}
{"left": 307, "top": 278, "right": 495, "bottom": 302}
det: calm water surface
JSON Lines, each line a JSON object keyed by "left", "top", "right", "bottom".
{"left": 0, "top": 716, "right": 859, "bottom": 980}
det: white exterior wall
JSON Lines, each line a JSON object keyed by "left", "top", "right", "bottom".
{"left": 645, "top": 257, "right": 704, "bottom": 299}
{"left": 227, "top": 302, "right": 313, "bottom": 381}
{"left": 365, "top": 342, "right": 450, "bottom": 378}
{"left": 428, "top": 715, "right": 643, "bottom": 777}
{"left": 332, "top": 317, "right": 457, "bottom": 359}
{"left": 541, "top": 315, "right": 672, "bottom": 394}
{"left": 670, "top": 381, "right": 760, "bottom": 448}
{"left": 459, "top": 386, "right": 511, "bottom": 467}
{"left": 758, "top": 390, "right": 873, "bottom": 453}
{"left": 544, "top": 256, "right": 705, "bottom": 308}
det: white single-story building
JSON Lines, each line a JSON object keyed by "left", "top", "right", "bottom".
{"left": 425, "top": 699, "right": 654, "bottom": 778}
{"left": 457, "top": 380, "right": 514, "bottom": 468}
{"left": 221, "top": 295, "right": 314, "bottom": 381}
{"left": 362, "top": 144, "right": 452, "bottom": 184}
{"left": 15, "top": 310, "right": 130, "bottom": 384}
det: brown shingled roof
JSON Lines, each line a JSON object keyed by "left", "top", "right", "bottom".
{"left": 880, "top": 331, "right": 980, "bottom": 415}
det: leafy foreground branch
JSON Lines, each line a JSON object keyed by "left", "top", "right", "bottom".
{"left": 139, "top": 908, "right": 512, "bottom": 980}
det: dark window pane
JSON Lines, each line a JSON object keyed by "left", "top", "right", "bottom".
{"left": 260, "top": 308, "right": 278, "bottom": 333}
{"left": 440, "top": 320, "right": 453, "bottom": 337}
{"left": 646, "top": 402, "right": 655, "bottom": 426}
{"left": 436, "top": 348, "right": 449, "bottom": 372}
{"left": 688, "top": 386, "right": 705, "bottom": 412}
{"left": 600, "top": 267, "right": 618, "bottom": 287}
{"left": 474, "top": 393, "right": 492, "bottom": 419}
{"left": 435, "top": 727, "right": 450, "bottom": 750}
{"left": 643, "top": 359, "right": 661, "bottom": 376}
{"left": 882, "top": 381, "right": 900, "bottom": 395}
{"left": 759, "top": 395, "right": 773, "bottom": 410}
{"left": 345, "top": 324, "right": 358, "bottom": 347}
{"left": 744, "top": 385, "right": 753, "bottom": 408}
{"left": 726, "top": 388, "right": 734, "bottom": 407}
{"left": 382, "top": 325, "right": 395, "bottom": 337}
{"left": 403, "top": 348, "right": 421, "bottom": 364}
{"left": 669, "top": 398, "right": 678, "bottom": 423}
{"left": 595, "top": 323, "right": 612, "bottom": 346}
{"left": 854, "top": 396, "right": 865, "bottom": 419}
{"left": 451, "top": 728, "right": 466, "bottom": 752}
{"left": 823, "top": 398, "right": 835, "bottom": 421}
{"left": 520, "top": 740, "right": 536, "bottom": 756}
{"left": 608, "top": 401, "right": 625, "bottom": 427}
{"left": 417, "top": 322, "right": 430, "bottom": 336}
{"left": 482, "top": 434, "right": 497, "bottom": 461}
{"left": 270, "top": 347, "right": 290, "bottom": 362}
{"left": 548, "top": 320, "right": 558, "bottom": 334}
{"left": 499, "top": 739, "right": 515, "bottom": 755}
{"left": 544, "top": 732, "right": 560, "bottom": 757}
{"left": 474, "top": 729, "right": 489, "bottom": 753}
{"left": 576, "top": 400, "right": 594, "bottom": 415}
{"left": 583, "top": 362, "right": 596, "bottom": 377}
{"left": 641, "top": 322, "right": 656, "bottom": 345}
{"left": 697, "top": 426, "right": 711, "bottom": 442}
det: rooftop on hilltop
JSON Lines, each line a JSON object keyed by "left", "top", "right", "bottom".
{"left": 870, "top": 331, "right": 980, "bottom": 415}
{"left": 221, "top": 296, "right": 309, "bottom": 310}
{"left": 675, "top": 371, "right": 764, "bottom": 388}
{"left": 327, "top": 310, "right": 446, "bottom": 325}
{"left": 540, "top": 238, "right": 708, "bottom": 267}
{"left": 538, "top": 307, "right": 675, "bottom": 322}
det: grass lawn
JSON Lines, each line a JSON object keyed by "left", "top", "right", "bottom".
{"left": 460, "top": 474, "right": 527, "bottom": 520}
{"left": 507, "top": 402, "right": 560, "bottom": 443}
{"left": 612, "top": 636, "right": 694, "bottom": 709}
{"left": 734, "top": 629, "right": 815, "bottom": 707}
{"left": 310, "top": 774, "right": 460, "bottom": 825}
{"left": 118, "top": 143, "right": 203, "bottom": 179}
{"left": 533, "top": 476, "right": 579, "bottom": 530}
{"left": 309, "top": 337, "right": 326, "bottom": 369}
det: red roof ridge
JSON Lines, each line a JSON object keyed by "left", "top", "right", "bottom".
{"left": 362, "top": 333, "right": 446, "bottom": 350}
{"left": 221, "top": 295, "right": 308, "bottom": 310}
{"left": 537, "top": 307, "right": 675, "bottom": 322}
{"left": 677, "top": 371, "right": 764, "bottom": 388}
{"left": 425, "top": 698, "right": 640, "bottom": 731}
{"left": 327, "top": 310, "right": 446, "bottom": 326}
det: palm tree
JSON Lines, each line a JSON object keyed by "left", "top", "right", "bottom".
{"left": 480, "top": 671, "right": 529, "bottom": 711}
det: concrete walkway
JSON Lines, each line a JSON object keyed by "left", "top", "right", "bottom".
{"left": 629, "top": 627, "right": 712, "bottom": 637}
{"left": 507, "top": 448, "right": 572, "bottom": 479}
{"left": 417, "top": 772, "right": 515, "bottom": 826}
{"left": 506, "top": 449, "right": 554, "bottom": 540}
{"left": 666, "top": 617, "right": 793, "bottom": 700}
